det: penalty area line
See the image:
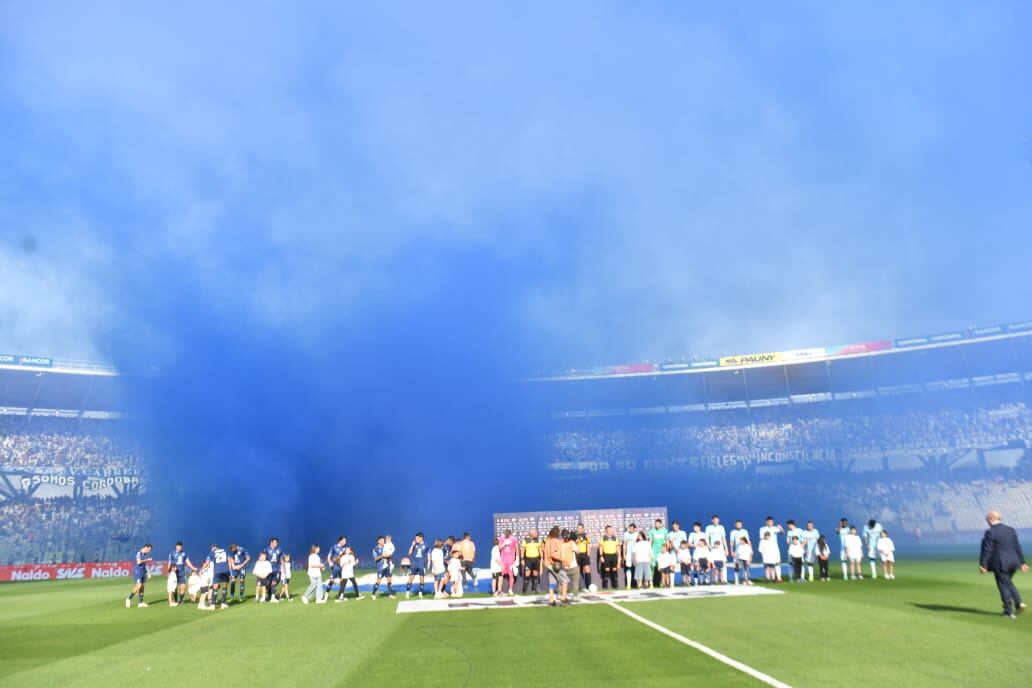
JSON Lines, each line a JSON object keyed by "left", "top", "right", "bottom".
{"left": 605, "top": 601, "right": 792, "bottom": 688}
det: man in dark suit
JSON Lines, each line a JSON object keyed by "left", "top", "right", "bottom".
{"left": 979, "top": 511, "right": 1029, "bottom": 618}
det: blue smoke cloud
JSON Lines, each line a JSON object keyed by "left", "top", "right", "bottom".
{"left": 1, "top": 2, "right": 1031, "bottom": 551}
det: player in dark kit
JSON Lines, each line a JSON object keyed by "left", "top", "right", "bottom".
{"left": 328, "top": 536, "right": 347, "bottom": 601}
{"left": 406, "top": 533, "right": 428, "bottom": 598}
{"left": 371, "top": 536, "right": 396, "bottom": 599}
{"left": 167, "top": 542, "right": 196, "bottom": 606}
{"left": 125, "top": 543, "right": 153, "bottom": 608}
{"left": 228, "top": 543, "right": 250, "bottom": 602}
{"left": 264, "top": 537, "right": 283, "bottom": 603}
{"left": 201, "top": 544, "right": 232, "bottom": 610}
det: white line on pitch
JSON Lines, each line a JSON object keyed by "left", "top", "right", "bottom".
{"left": 606, "top": 601, "right": 793, "bottom": 688}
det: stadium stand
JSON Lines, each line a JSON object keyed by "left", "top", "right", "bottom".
{"left": 0, "top": 416, "right": 148, "bottom": 564}
{"left": 546, "top": 394, "right": 1032, "bottom": 469}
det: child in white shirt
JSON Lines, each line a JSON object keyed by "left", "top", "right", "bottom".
{"left": 448, "top": 550, "right": 464, "bottom": 598}
{"left": 877, "top": 530, "right": 896, "bottom": 580}
{"left": 197, "top": 562, "right": 214, "bottom": 609}
{"left": 280, "top": 554, "right": 293, "bottom": 600}
{"left": 693, "top": 540, "right": 711, "bottom": 586}
{"left": 253, "top": 552, "right": 272, "bottom": 602}
{"left": 166, "top": 569, "right": 178, "bottom": 606}
{"left": 677, "top": 541, "right": 693, "bottom": 587}
{"left": 788, "top": 537, "right": 805, "bottom": 583}
{"left": 657, "top": 544, "right": 675, "bottom": 588}
{"left": 844, "top": 526, "right": 864, "bottom": 580}
{"left": 759, "top": 532, "right": 779, "bottom": 581}
{"left": 383, "top": 535, "right": 396, "bottom": 571}
{"left": 187, "top": 571, "right": 202, "bottom": 602}
{"left": 430, "top": 540, "right": 446, "bottom": 598}
{"left": 736, "top": 538, "right": 753, "bottom": 585}
{"left": 710, "top": 541, "right": 727, "bottom": 585}
{"left": 338, "top": 547, "right": 361, "bottom": 599}
{"left": 490, "top": 538, "right": 503, "bottom": 596}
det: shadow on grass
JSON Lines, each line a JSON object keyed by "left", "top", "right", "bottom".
{"left": 908, "top": 602, "right": 1001, "bottom": 616}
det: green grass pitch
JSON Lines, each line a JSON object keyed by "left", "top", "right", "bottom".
{"left": 2, "top": 558, "right": 1031, "bottom": 687}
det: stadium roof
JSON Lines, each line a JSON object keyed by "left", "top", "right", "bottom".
{"left": 531, "top": 318, "right": 1032, "bottom": 381}
{"left": 528, "top": 324, "right": 1032, "bottom": 415}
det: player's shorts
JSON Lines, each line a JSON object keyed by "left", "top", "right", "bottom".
{"left": 174, "top": 569, "right": 188, "bottom": 585}
{"left": 547, "top": 566, "right": 569, "bottom": 585}
{"left": 867, "top": 549, "right": 878, "bottom": 560}
{"left": 524, "top": 558, "right": 541, "bottom": 573}
{"left": 269, "top": 571, "right": 281, "bottom": 585}
{"left": 377, "top": 566, "right": 392, "bottom": 578}
{"left": 409, "top": 564, "right": 426, "bottom": 576}
{"left": 331, "top": 565, "right": 342, "bottom": 578}
{"left": 232, "top": 568, "right": 246, "bottom": 579}
{"left": 839, "top": 550, "right": 847, "bottom": 561}
{"left": 576, "top": 553, "right": 590, "bottom": 567}
{"left": 135, "top": 570, "right": 148, "bottom": 584}
{"left": 214, "top": 572, "right": 230, "bottom": 585}
{"left": 602, "top": 554, "right": 618, "bottom": 570}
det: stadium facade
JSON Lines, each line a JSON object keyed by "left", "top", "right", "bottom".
{"left": 528, "top": 322, "right": 1032, "bottom": 543}
{"left": 1, "top": 321, "right": 1031, "bottom": 566}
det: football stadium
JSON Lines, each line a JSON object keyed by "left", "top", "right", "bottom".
{"left": 3, "top": 4, "right": 1032, "bottom": 687}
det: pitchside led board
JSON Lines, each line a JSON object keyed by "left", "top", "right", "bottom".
{"left": 493, "top": 507, "right": 668, "bottom": 546}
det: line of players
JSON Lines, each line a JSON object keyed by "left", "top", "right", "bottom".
{"left": 121, "top": 517, "right": 896, "bottom": 609}
{"left": 487, "top": 515, "right": 897, "bottom": 597}
{"left": 125, "top": 538, "right": 293, "bottom": 609}
{"left": 122, "top": 533, "right": 485, "bottom": 609}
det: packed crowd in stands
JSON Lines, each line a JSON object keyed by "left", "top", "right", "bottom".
{"left": 0, "top": 497, "right": 152, "bottom": 564}
{"left": 549, "top": 400, "right": 1032, "bottom": 467}
{"left": 0, "top": 416, "right": 146, "bottom": 475}
{"left": 0, "top": 417, "right": 150, "bottom": 564}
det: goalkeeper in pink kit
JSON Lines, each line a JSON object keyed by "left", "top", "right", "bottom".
{"left": 498, "top": 529, "right": 519, "bottom": 595}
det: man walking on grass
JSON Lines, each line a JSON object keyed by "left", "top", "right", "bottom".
{"left": 979, "top": 511, "right": 1028, "bottom": 619}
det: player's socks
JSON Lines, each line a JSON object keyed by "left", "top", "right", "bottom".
{"left": 584, "top": 573, "right": 592, "bottom": 588}
{"left": 841, "top": 562, "right": 848, "bottom": 579}
{"left": 138, "top": 591, "right": 145, "bottom": 603}
{"left": 870, "top": 561, "right": 877, "bottom": 579}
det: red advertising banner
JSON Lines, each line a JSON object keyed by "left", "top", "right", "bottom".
{"left": 0, "top": 560, "right": 166, "bottom": 582}
{"left": 826, "top": 340, "right": 892, "bottom": 356}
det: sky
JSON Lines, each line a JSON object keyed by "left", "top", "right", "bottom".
{"left": 1, "top": 3, "right": 1031, "bottom": 546}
